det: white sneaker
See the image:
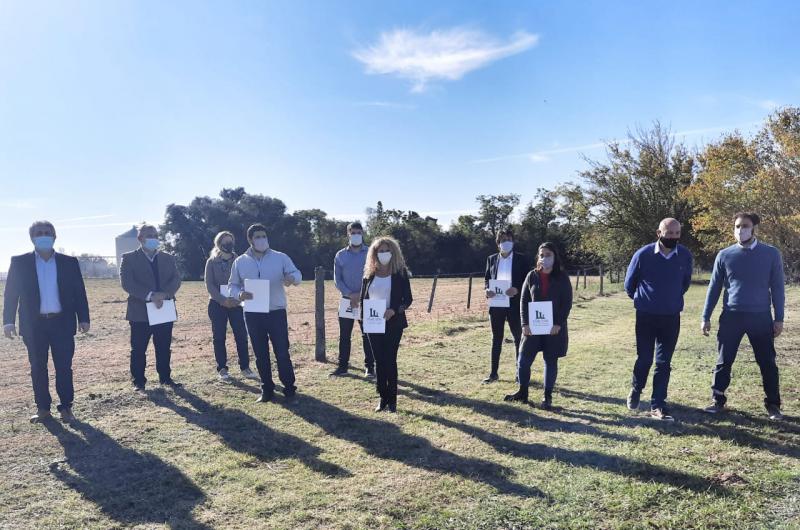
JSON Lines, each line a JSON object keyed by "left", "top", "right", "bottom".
{"left": 241, "top": 367, "right": 260, "bottom": 380}
{"left": 218, "top": 368, "right": 232, "bottom": 383}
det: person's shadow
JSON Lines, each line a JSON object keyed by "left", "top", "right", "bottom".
{"left": 280, "top": 393, "right": 547, "bottom": 498}
{"left": 44, "top": 420, "right": 209, "bottom": 529}
{"left": 149, "top": 386, "right": 351, "bottom": 478}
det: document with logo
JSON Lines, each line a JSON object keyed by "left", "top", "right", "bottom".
{"left": 363, "top": 299, "right": 387, "bottom": 334}
{"left": 488, "top": 279, "right": 511, "bottom": 308}
{"left": 243, "top": 279, "right": 270, "bottom": 313}
{"left": 338, "top": 298, "right": 360, "bottom": 320}
{"left": 146, "top": 299, "right": 177, "bottom": 326}
{"left": 528, "top": 301, "right": 554, "bottom": 335}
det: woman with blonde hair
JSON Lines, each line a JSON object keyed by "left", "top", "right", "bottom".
{"left": 204, "top": 231, "right": 257, "bottom": 383}
{"left": 359, "top": 236, "right": 413, "bottom": 412}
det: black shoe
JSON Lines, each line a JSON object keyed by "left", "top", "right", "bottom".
{"left": 388, "top": 402, "right": 397, "bottom": 413}
{"left": 364, "top": 367, "right": 376, "bottom": 378}
{"left": 703, "top": 400, "right": 725, "bottom": 414}
{"left": 256, "top": 392, "right": 274, "bottom": 403}
{"left": 284, "top": 388, "right": 297, "bottom": 400}
{"left": 482, "top": 374, "right": 499, "bottom": 384}
{"left": 375, "top": 399, "right": 387, "bottom": 412}
{"left": 627, "top": 389, "right": 640, "bottom": 410}
{"left": 650, "top": 407, "right": 674, "bottom": 421}
{"left": 541, "top": 393, "right": 553, "bottom": 410}
{"left": 503, "top": 391, "right": 528, "bottom": 404}
{"left": 766, "top": 404, "right": 784, "bottom": 421}
{"left": 133, "top": 382, "right": 146, "bottom": 392}
{"left": 329, "top": 366, "right": 348, "bottom": 377}
{"left": 160, "top": 379, "right": 181, "bottom": 387}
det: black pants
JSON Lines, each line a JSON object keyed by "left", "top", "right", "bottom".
{"left": 489, "top": 304, "right": 522, "bottom": 376}
{"left": 244, "top": 310, "right": 296, "bottom": 395}
{"left": 367, "top": 326, "right": 404, "bottom": 405}
{"left": 23, "top": 317, "right": 75, "bottom": 411}
{"left": 631, "top": 311, "right": 681, "bottom": 409}
{"left": 130, "top": 321, "right": 174, "bottom": 386}
{"left": 517, "top": 335, "right": 559, "bottom": 397}
{"left": 712, "top": 310, "right": 780, "bottom": 408}
{"left": 208, "top": 300, "right": 250, "bottom": 372}
{"left": 337, "top": 316, "right": 374, "bottom": 370}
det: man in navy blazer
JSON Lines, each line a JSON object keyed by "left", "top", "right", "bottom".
{"left": 3, "top": 221, "right": 90, "bottom": 423}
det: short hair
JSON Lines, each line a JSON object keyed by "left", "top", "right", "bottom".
{"left": 347, "top": 222, "right": 363, "bottom": 232}
{"left": 29, "top": 220, "right": 56, "bottom": 238}
{"left": 495, "top": 228, "right": 514, "bottom": 243}
{"left": 137, "top": 223, "right": 158, "bottom": 236}
{"left": 733, "top": 212, "right": 761, "bottom": 226}
{"left": 246, "top": 223, "right": 267, "bottom": 240}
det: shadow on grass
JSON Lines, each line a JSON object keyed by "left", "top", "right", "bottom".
{"left": 45, "top": 420, "right": 209, "bottom": 529}
{"left": 398, "top": 381, "right": 636, "bottom": 443}
{"left": 149, "top": 387, "right": 351, "bottom": 478}
{"left": 282, "top": 393, "right": 547, "bottom": 499}
{"left": 409, "top": 411, "right": 726, "bottom": 495}
{"left": 558, "top": 388, "right": 800, "bottom": 459}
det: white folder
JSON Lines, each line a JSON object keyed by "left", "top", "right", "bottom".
{"left": 363, "top": 299, "right": 387, "bottom": 334}
{"left": 146, "top": 299, "right": 178, "bottom": 326}
{"left": 243, "top": 279, "right": 270, "bottom": 313}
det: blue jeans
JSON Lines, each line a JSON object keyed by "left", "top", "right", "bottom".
{"left": 208, "top": 300, "right": 250, "bottom": 372}
{"left": 244, "top": 310, "right": 296, "bottom": 395}
{"left": 517, "top": 335, "right": 558, "bottom": 395}
{"left": 631, "top": 311, "right": 680, "bottom": 409}
{"left": 712, "top": 310, "right": 780, "bottom": 408}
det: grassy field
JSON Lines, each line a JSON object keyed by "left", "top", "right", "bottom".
{"left": 0, "top": 279, "right": 798, "bottom": 529}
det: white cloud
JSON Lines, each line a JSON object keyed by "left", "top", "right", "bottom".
{"left": 757, "top": 99, "right": 779, "bottom": 110}
{"left": 353, "top": 27, "right": 539, "bottom": 93}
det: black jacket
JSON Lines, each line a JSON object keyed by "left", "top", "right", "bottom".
{"left": 520, "top": 269, "right": 573, "bottom": 357}
{"left": 359, "top": 271, "right": 413, "bottom": 330}
{"left": 3, "top": 252, "right": 90, "bottom": 338}
{"left": 484, "top": 252, "right": 530, "bottom": 304}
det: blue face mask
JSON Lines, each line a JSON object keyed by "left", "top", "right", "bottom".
{"left": 143, "top": 238, "right": 160, "bottom": 251}
{"left": 33, "top": 236, "right": 55, "bottom": 252}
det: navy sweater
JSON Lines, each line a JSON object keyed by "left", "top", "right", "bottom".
{"left": 702, "top": 240, "right": 785, "bottom": 321}
{"left": 624, "top": 243, "right": 693, "bottom": 315}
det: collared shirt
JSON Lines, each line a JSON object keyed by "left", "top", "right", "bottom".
{"left": 654, "top": 242, "right": 678, "bottom": 260}
{"left": 228, "top": 248, "right": 302, "bottom": 311}
{"left": 143, "top": 249, "right": 159, "bottom": 262}
{"left": 737, "top": 238, "right": 758, "bottom": 250}
{"left": 496, "top": 252, "right": 513, "bottom": 281}
{"left": 35, "top": 252, "right": 62, "bottom": 314}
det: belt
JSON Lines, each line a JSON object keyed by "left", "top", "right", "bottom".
{"left": 39, "top": 312, "right": 62, "bottom": 320}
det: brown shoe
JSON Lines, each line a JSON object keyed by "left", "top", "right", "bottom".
{"left": 59, "top": 408, "right": 76, "bottom": 423}
{"left": 29, "top": 409, "right": 52, "bottom": 423}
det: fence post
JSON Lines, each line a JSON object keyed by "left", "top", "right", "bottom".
{"left": 599, "top": 264, "right": 604, "bottom": 295}
{"left": 467, "top": 274, "right": 473, "bottom": 309}
{"left": 575, "top": 270, "right": 580, "bottom": 290}
{"left": 583, "top": 268, "right": 587, "bottom": 289}
{"left": 427, "top": 275, "right": 438, "bottom": 313}
{"left": 314, "top": 266, "right": 326, "bottom": 362}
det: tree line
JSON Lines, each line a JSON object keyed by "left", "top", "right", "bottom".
{"left": 161, "top": 106, "right": 800, "bottom": 281}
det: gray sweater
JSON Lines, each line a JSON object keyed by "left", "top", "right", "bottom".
{"left": 205, "top": 254, "right": 237, "bottom": 305}
{"left": 228, "top": 248, "right": 302, "bottom": 311}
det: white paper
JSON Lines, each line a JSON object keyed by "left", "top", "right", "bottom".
{"left": 338, "top": 298, "right": 360, "bottom": 320}
{"left": 146, "top": 299, "right": 177, "bottom": 325}
{"left": 243, "top": 279, "right": 270, "bottom": 313}
{"left": 488, "top": 279, "right": 511, "bottom": 308}
{"left": 363, "top": 299, "right": 387, "bottom": 334}
{"left": 220, "top": 285, "right": 231, "bottom": 298}
{"left": 528, "top": 301, "right": 554, "bottom": 335}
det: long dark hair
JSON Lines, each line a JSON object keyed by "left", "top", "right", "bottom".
{"left": 535, "top": 241, "right": 564, "bottom": 277}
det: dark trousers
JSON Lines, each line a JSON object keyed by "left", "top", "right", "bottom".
{"left": 517, "top": 335, "right": 558, "bottom": 397}
{"left": 367, "top": 326, "right": 404, "bottom": 405}
{"left": 489, "top": 304, "right": 522, "bottom": 376}
{"left": 631, "top": 311, "right": 681, "bottom": 409}
{"left": 208, "top": 300, "right": 250, "bottom": 372}
{"left": 712, "top": 310, "right": 780, "bottom": 408}
{"left": 130, "top": 321, "right": 174, "bottom": 386}
{"left": 23, "top": 317, "right": 75, "bottom": 411}
{"left": 244, "top": 310, "right": 296, "bottom": 395}
{"left": 337, "top": 316, "right": 374, "bottom": 370}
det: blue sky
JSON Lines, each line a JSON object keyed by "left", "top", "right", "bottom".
{"left": 1, "top": 0, "right": 798, "bottom": 270}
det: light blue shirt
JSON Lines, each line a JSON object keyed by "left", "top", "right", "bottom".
{"left": 228, "top": 248, "right": 302, "bottom": 311}
{"left": 35, "top": 252, "right": 62, "bottom": 314}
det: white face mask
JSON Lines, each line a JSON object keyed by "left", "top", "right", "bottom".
{"left": 499, "top": 241, "right": 514, "bottom": 254}
{"left": 252, "top": 237, "right": 269, "bottom": 252}
{"left": 377, "top": 251, "right": 392, "bottom": 265}
{"left": 540, "top": 256, "right": 555, "bottom": 269}
{"left": 349, "top": 234, "right": 363, "bottom": 246}
{"left": 735, "top": 227, "right": 753, "bottom": 244}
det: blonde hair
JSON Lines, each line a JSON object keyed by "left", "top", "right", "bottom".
{"left": 210, "top": 231, "right": 235, "bottom": 258}
{"left": 364, "top": 236, "right": 409, "bottom": 278}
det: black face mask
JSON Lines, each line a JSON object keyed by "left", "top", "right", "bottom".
{"left": 220, "top": 243, "right": 234, "bottom": 253}
{"left": 660, "top": 237, "right": 679, "bottom": 249}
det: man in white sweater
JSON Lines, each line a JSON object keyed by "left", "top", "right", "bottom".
{"left": 229, "top": 223, "right": 302, "bottom": 402}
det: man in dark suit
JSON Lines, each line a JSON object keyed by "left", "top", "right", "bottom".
{"left": 120, "top": 224, "right": 181, "bottom": 391}
{"left": 3, "top": 221, "right": 90, "bottom": 423}
{"left": 483, "top": 228, "right": 529, "bottom": 384}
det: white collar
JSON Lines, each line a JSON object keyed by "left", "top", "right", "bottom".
{"left": 737, "top": 238, "right": 758, "bottom": 250}
{"left": 654, "top": 242, "right": 678, "bottom": 259}
{"left": 499, "top": 251, "right": 513, "bottom": 260}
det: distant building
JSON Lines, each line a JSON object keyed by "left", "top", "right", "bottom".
{"left": 115, "top": 226, "right": 139, "bottom": 274}
{"left": 77, "top": 255, "right": 117, "bottom": 278}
